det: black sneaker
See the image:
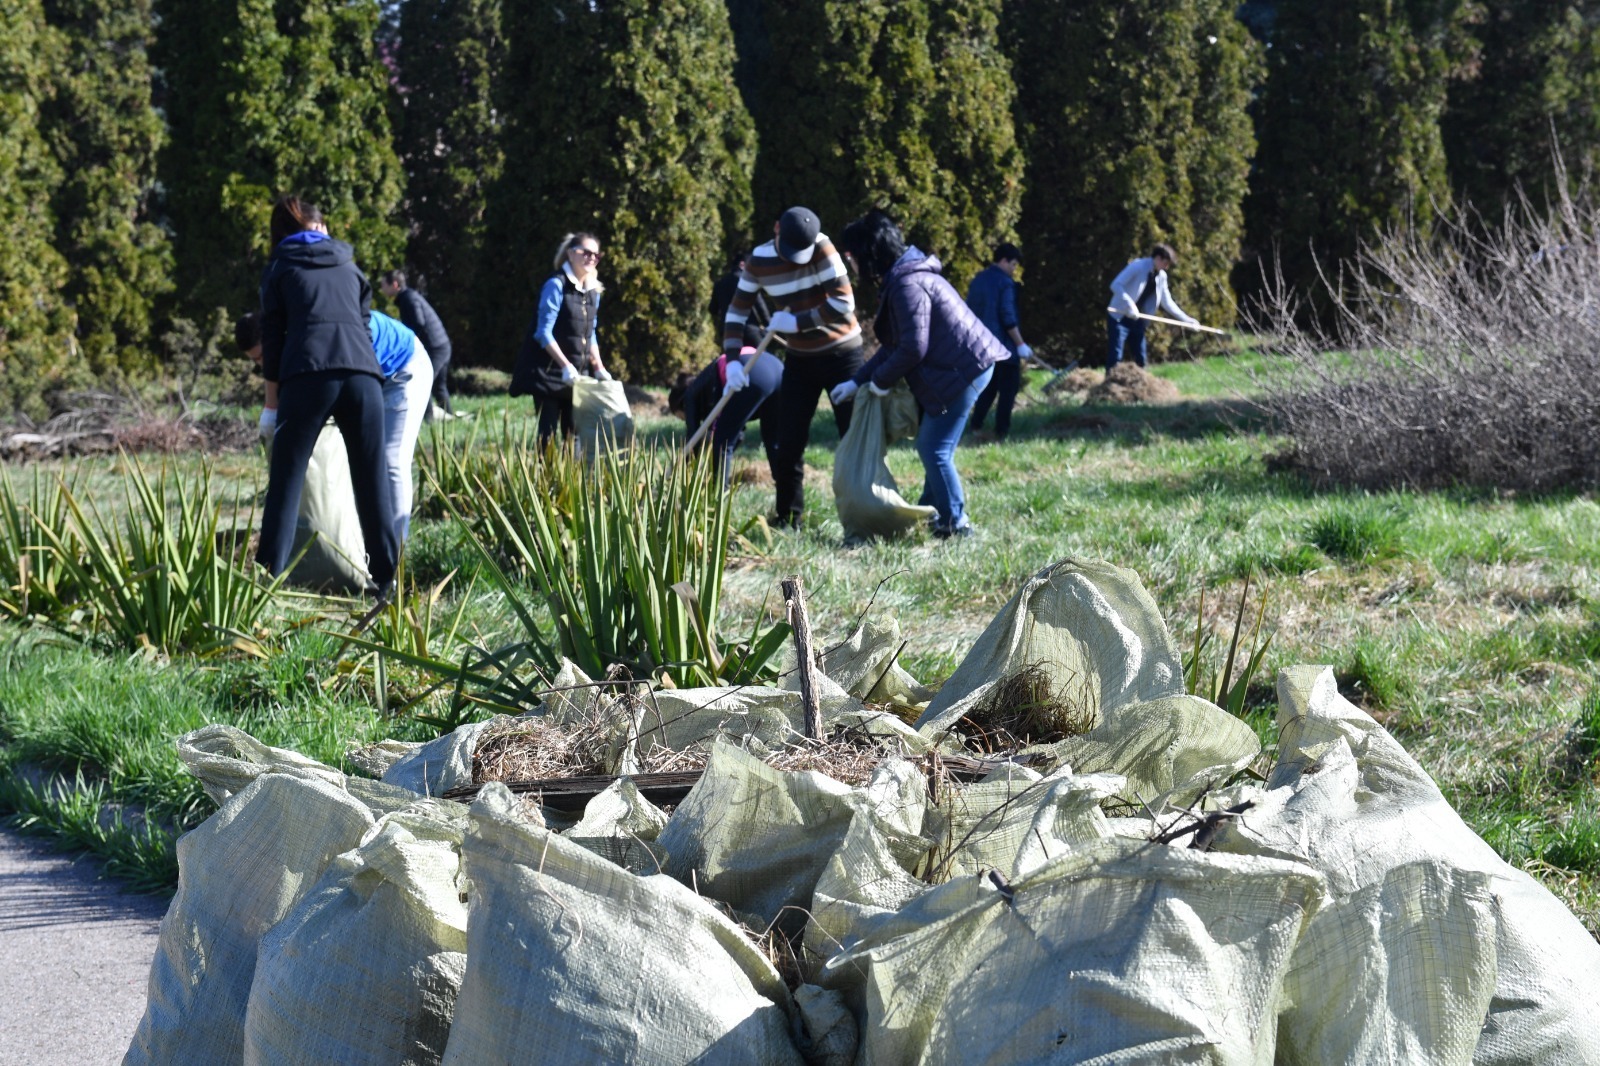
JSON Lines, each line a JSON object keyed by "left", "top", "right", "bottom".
{"left": 932, "top": 522, "right": 976, "bottom": 540}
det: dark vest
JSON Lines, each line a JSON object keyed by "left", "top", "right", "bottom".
{"left": 510, "top": 272, "right": 601, "bottom": 397}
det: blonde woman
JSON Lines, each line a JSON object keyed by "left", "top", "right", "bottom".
{"left": 510, "top": 232, "right": 613, "bottom": 443}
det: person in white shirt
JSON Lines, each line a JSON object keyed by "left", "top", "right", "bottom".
{"left": 1105, "top": 242, "right": 1197, "bottom": 370}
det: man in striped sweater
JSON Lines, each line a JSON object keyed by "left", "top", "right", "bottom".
{"left": 724, "top": 205, "right": 863, "bottom": 528}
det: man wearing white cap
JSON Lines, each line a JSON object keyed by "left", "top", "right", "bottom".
{"left": 722, "top": 205, "right": 863, "bottom": 528}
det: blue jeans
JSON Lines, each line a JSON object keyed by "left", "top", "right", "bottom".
{"left": 917, "top": 366, "right": 993, "bottom": 531}
{"left": 1105, "top": 313, "right": 1148, "bottom": 369}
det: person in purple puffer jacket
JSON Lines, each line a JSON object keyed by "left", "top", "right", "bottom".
{"left": 832, "top": 210, "right": 1006, "bottom": 538}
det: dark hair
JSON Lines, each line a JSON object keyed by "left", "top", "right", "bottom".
{"left": 666, "top": 370, "right": 696, "bottom": 416}
{"left": 234, "top": 311, "right": 261, "bottom": 352}
{"left": 993, "top": 242, "right": 1022, "bottom": 264}
{"left": 270, "top": 195, "right": 324, "bottom": 248}
{"left": 1151, "top": 242, "right": 1177, "bottom": 264}
{"left": 381, "top": 269, "right": 407, "bottom": 288}
{"left": 840, "top": 209, "right": 906, "bottom": 280}
{"left": 724, "top": 251, "right": 747, "bottom": 275}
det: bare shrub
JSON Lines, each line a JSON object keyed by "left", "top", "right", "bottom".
{"left": 1249, "top": 174, "right": 1600, "bottom": 493}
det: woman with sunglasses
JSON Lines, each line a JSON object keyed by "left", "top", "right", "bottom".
{"left": 511, "top": 232, "right": 614, "bottom": 444}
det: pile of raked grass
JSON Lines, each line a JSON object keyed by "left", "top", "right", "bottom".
{"left": 123, "top": 558, "right": 1600, "bottom": 1065}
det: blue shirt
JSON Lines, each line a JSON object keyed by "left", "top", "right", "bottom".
{"left": 965, "top": 264, "right": 1019, "bottom": 354}
{"left": 368, "top": 311, "right": 419, "bottom": 378}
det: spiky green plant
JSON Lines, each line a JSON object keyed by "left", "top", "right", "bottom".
{"left": 0, "top": 467, "right": 81, "bottom": 622}
{"left": 1185, "top": 572, "right": 1273, "bottom": 718}
{"left": 32, "top": 454, "right": 282, "bottom": 655}
{"left": 474, "top": 440, "right": 789, "bottom": 688}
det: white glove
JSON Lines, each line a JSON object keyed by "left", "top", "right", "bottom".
{"left": 867, "top": 380, "right": 891, "bottom": 397}
{"left": 258, "top": 407, "right": 277, "bottom": 440}
{"left": 559, "top": 363, "right": 577, "bottom": 385}
{"left": 593, "top": 366, "right": 612, "bottom": 382}
{"left": 1016, "top": 343, "right": 1034, "bottom": 360}
{"left": 829, "top": 379, "right": 859, "bottom": 405}
{"left": 723, "top": 359, "right": 749, "bottom": 394}
{"left": 767, "top": 310, "right": 799, "bottom": 335}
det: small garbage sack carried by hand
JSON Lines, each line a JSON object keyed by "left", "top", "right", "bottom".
{"left": 833, "top": 385, "right": 935, "bottom": 539}
{"left": 572, "top": 376, "right": 633, "bottom": 456}
{"left": 289, "top": 423, "right": 369, "bottom": 593}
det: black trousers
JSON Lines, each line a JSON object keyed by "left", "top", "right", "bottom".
{"left": 533, "top": 389, "right": 573, "bottom": 445}
{"left": 257, "top": 370, "right": 399, "bottom": 591}
{"left": 769, "top": 346, "right": 863, "bottom": 520}
{"left": 970, "top": 356, "right": 1022, "bottom": 438}
{"left": 426, "top": 343, "right": 453, "bottom": 417}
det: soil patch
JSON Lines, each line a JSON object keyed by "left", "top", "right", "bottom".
{"left": 1084, "top": 364, "right": 1181, "bottom": 405}
{"left": 1048, "top": 367, "right": 1104, "bottom": 396}
{"left": 623, "top": 383, "right": 671, "bottom": 417}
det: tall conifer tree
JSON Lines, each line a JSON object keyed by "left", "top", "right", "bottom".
{"left": 1443, "top": 0, "right": 1600, "bottom": 216}
{"left": 1242, "top": 0, "right": 1478, "bottom": 310}
{"left": 1007, "top": 0, "right": 1260, "bottom": 358}
{"left": 485, "top": 0, "right": 755, "bottom": 381}
{"left": 0, "top": 0, "right": 75, "bottom": 417}
{"left": 750, "top": 0, "right": 1022, "bottom": 289}
{"left": 394, "top": 0, "right": 503, "bottom": 362}
{"left": 156, "top": 0, "right": 406, "bottom": 320}
{"left": 42, "top": 0, "right": 171, "bottom": 383}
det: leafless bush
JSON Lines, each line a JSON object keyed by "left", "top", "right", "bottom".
{"left": 1248, "top": 175, "right": 1600, "bottom": 493}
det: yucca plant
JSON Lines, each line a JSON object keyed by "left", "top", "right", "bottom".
{"left": 0, "top": 467, "right": 81, "bottom": 622}
{"left": 33, "top": 454, "right": 283, "bottom": 656}
{"left": 1185, "top": 572, "right": 1274, "bottom": 717}
{"left": 471, "top": 440, "right": 789, "bottom": 688}
{"left": 414, "top": 412, "right": 540, "bottom": 522}
{"left": 323, "top": 558, "right": 476, "bottom": 718}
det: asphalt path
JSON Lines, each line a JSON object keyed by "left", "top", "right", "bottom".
{"left": 0, "top": 830, "right": 166, "bottom": 1065}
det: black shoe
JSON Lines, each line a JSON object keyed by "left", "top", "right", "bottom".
{"left": 932, "top": 522, "right": 976, "bottom": 540}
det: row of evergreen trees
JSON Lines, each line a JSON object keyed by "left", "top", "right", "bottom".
{"left": 2, "top": 0, "right": 1597, "bottom": 416}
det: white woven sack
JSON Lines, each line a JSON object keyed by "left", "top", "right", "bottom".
{"left": 242, "top": 803, "right": 469, "bottom": 1066}
{"left": 824, "top": 837, "right": 1325, "bottom": 1066}
{"left": 571, "top": 376, "right": 633, "bottom": 456}
{"left": 124, "top": 770, "right": 375, "bottom": 1066}
{"left": 658, "top": 741, "right": 927, "bottom": 928}
{"left": 832, "top": 386, "right": 936, "bottom": 539}
{"left": 289, "top": 423, "right": 369, "bottom": 593}
{"left": 441, "top": 783, "right": 802, "bottom": 1065}
{"left": 177, "top": 723, "right": 419, "bottom": 814}
{"left": 1213, "top": 665, "right": 1600, "bottom": 1066}
{"left": 379, "top": 717, "right": 507, "bottom": 797}
{"left": 916, "top": 558, "right": 1259, "bottom": 803}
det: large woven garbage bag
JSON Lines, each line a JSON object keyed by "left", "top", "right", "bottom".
{"left": 242, "top": 802, "right": 469, "bottom": 1066}
{"left": 823, "top": 836, "right": 1325, "bottom": 1065}
{"left": 440, "top": 782, "right": 802, "bottom": 1065}
{"left": 177, "top": 723, "right": 419, "bottom": 814}
{"left": 820, "top": 614, "right": 934, "bottom": 709}
{"left": 289, "top": 423, "right": 368, "bottom": 593}
{"left": 658, "top": 741, "right": 927, "bottom": 929}
{"left": 571, "top": 375, "right": 633, "bottom": 456}
{"left": 124, "top": 771, "right": 376, "bottom": 1066}
{"left": 916, "top": 559, "right": 1259, "bottom": 802}
{"left": 1212, "top": 666, "right": 1600, "bottom": 1066}
{"left": 833, "top": 385, "right": 936, "bottom": 539}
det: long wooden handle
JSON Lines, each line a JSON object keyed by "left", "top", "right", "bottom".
{"left": 680, "top": 326, "right": 778, "bottom": 458}
{"left": 1107, "top": 308, "right": 1228, "bottom": 335}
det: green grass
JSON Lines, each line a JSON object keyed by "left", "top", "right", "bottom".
{"left": 3, "top": 356, "right": 1600, "bottom": 933}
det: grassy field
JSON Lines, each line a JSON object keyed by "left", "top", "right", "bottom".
{"left": 3, "top": 354, "right": 1597, "bottom": 931}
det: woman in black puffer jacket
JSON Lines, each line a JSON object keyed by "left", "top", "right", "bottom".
{"left": 832, "top": 210, "right": 1006, "bottom": 538}
{"left": 256, "top": 195, "right": 397, "bottom": 595}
